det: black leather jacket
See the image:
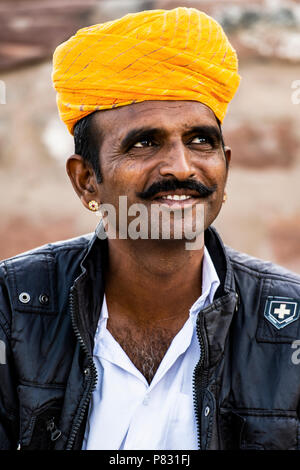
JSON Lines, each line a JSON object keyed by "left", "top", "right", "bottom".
{"left": 0, "top": 225, "right": 300, "bottom": 450}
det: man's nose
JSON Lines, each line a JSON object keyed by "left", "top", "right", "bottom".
{"left": 159, "top": 142, "right": 196, "bottom": 180}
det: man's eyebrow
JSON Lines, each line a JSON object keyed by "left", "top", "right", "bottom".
{"left": 184, "top": 125, "right": 222, "bottom": 141}
{"left": 120, "top": 127, "right": 162, "bottom": 149}
{"left": 120, "top": 124, "right": 222, "bottom": 149}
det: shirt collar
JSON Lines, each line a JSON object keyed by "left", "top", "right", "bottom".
{"left": 95, "top": 294, "right": 109, "bottom": 340}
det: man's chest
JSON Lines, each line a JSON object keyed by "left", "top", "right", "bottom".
{"left": 106, "top": 320, "right": 179, "bottom": 383}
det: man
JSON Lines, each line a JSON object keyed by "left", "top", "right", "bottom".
{"left": 1, "top": 7, "right": 300, "bottom": 451}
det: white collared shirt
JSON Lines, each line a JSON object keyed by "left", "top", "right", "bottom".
{"left": 82, "top": 246, "right": 220, "bottom": 450}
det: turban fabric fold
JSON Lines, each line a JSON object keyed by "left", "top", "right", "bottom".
{"left": 52, "top": 7, "right": 241, "bottom": 135}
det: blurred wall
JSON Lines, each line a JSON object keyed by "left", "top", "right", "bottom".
{"left": 0, "top": 0, "right": 300, "bottom": 272}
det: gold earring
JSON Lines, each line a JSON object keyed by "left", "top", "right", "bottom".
{"left": 222, "top": 193, "right": 227, "bottom": 203}
{"left": 88, "top": 200, "right": 99, "bottom": 211}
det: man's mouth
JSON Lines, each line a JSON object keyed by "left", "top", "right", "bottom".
{"left": 151, "top": 190, "right": 202, "bottom": 207}
{"left": 161, "top": 195, "right": 192, "bottom": 201}
{"left": 136, "top": 179, "right": 217, "bottom": 203}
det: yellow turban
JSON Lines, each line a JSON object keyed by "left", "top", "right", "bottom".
{"left": 52, "top": 7, "right": 240, "bottom": 135}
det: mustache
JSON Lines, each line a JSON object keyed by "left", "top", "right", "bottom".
{"left": 136, "top": 179, "right": 217, "bottom": 199}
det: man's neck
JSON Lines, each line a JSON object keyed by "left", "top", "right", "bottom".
{"left": 105, "top": 238, "right": 204, "bottom": 328}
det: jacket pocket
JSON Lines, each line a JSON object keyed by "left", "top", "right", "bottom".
{"left": 18, "top": 384, "right": 64, "bottom": 450}
{"left": 22, "top": 399, "right": 63, "bottom": 450}
{"left": 220, "top": 408, "right": 299, "bottom": 450}
{"left": 218, "top": 409, "right": 246, "bottom": 449}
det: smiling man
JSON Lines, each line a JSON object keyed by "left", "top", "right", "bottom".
{"left": 1, "top": 7, "right": 300, "bottom": 451}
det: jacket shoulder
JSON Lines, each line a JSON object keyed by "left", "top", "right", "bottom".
{"left": 0, "top": 233, "right": 94, "bottom": 319}
{"left": 0, "top": 232, "right": 93, "bottom": 265}
{"left": 225, "top": 245, "right": 300, "bottom": 285}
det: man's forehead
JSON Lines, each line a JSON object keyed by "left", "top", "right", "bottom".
{"left": 92, "top": 100, "right": 219, "bottom": 138}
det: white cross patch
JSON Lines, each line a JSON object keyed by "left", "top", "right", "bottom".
{"left": 274, "top": 304, "right": 291, "bottom": 319}
{"left": 264, "top": 296, "right": 299, "bottom": 330}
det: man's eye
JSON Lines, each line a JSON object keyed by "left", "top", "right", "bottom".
{"left": 132, "top": 139, "right": 154, "bottom": 148}
{"left": 190, "top": 136, "right": 209, "bottom": 144}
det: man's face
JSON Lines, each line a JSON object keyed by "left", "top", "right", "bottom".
{"left": 86, "top": 100, "right": 230, "bottom": 237}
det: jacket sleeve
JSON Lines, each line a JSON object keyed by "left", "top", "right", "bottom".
{"left": 0, "top": 269, "right": 19, "bottom": 450}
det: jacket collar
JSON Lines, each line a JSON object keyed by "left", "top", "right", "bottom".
{"left": 203, "top": 226, "right": 238, "bottom": 367}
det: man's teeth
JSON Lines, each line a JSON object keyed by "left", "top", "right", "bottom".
{"left": 161, "top": 195, "right": 192, "bottom": 201}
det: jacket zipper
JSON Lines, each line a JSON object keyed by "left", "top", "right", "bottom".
{"left": 192, "top": 293, "right": 240, "bottom": 450}
{"left": 192, "top": 312, "right": 206, "bottom": 450}
{"left": 66, "top": 285, "right": 98, "bottom": 450}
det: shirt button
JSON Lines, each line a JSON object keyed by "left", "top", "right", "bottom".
{"left": 143, "top": 395, "right": 150, "bottom": 406}
{"left": 204, "top": 406, "right": 210, "bottom": 417}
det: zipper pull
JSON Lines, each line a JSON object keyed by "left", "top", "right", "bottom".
{"left": 235, "top": 292, "right": 239, "bottom": 312}
{"left": 46, "top": 417, "right": 62, "bottom": 442}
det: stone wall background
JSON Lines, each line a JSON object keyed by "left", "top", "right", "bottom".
{"left": 0, "top": 0, "right": 299, "bottom": 272}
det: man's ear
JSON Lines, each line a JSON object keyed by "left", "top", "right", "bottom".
{"left": 224, "top": 146, "right": 231, "bottom": 168}
{"left": 66, "top": 154, "right": 100, "bottom": 210}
